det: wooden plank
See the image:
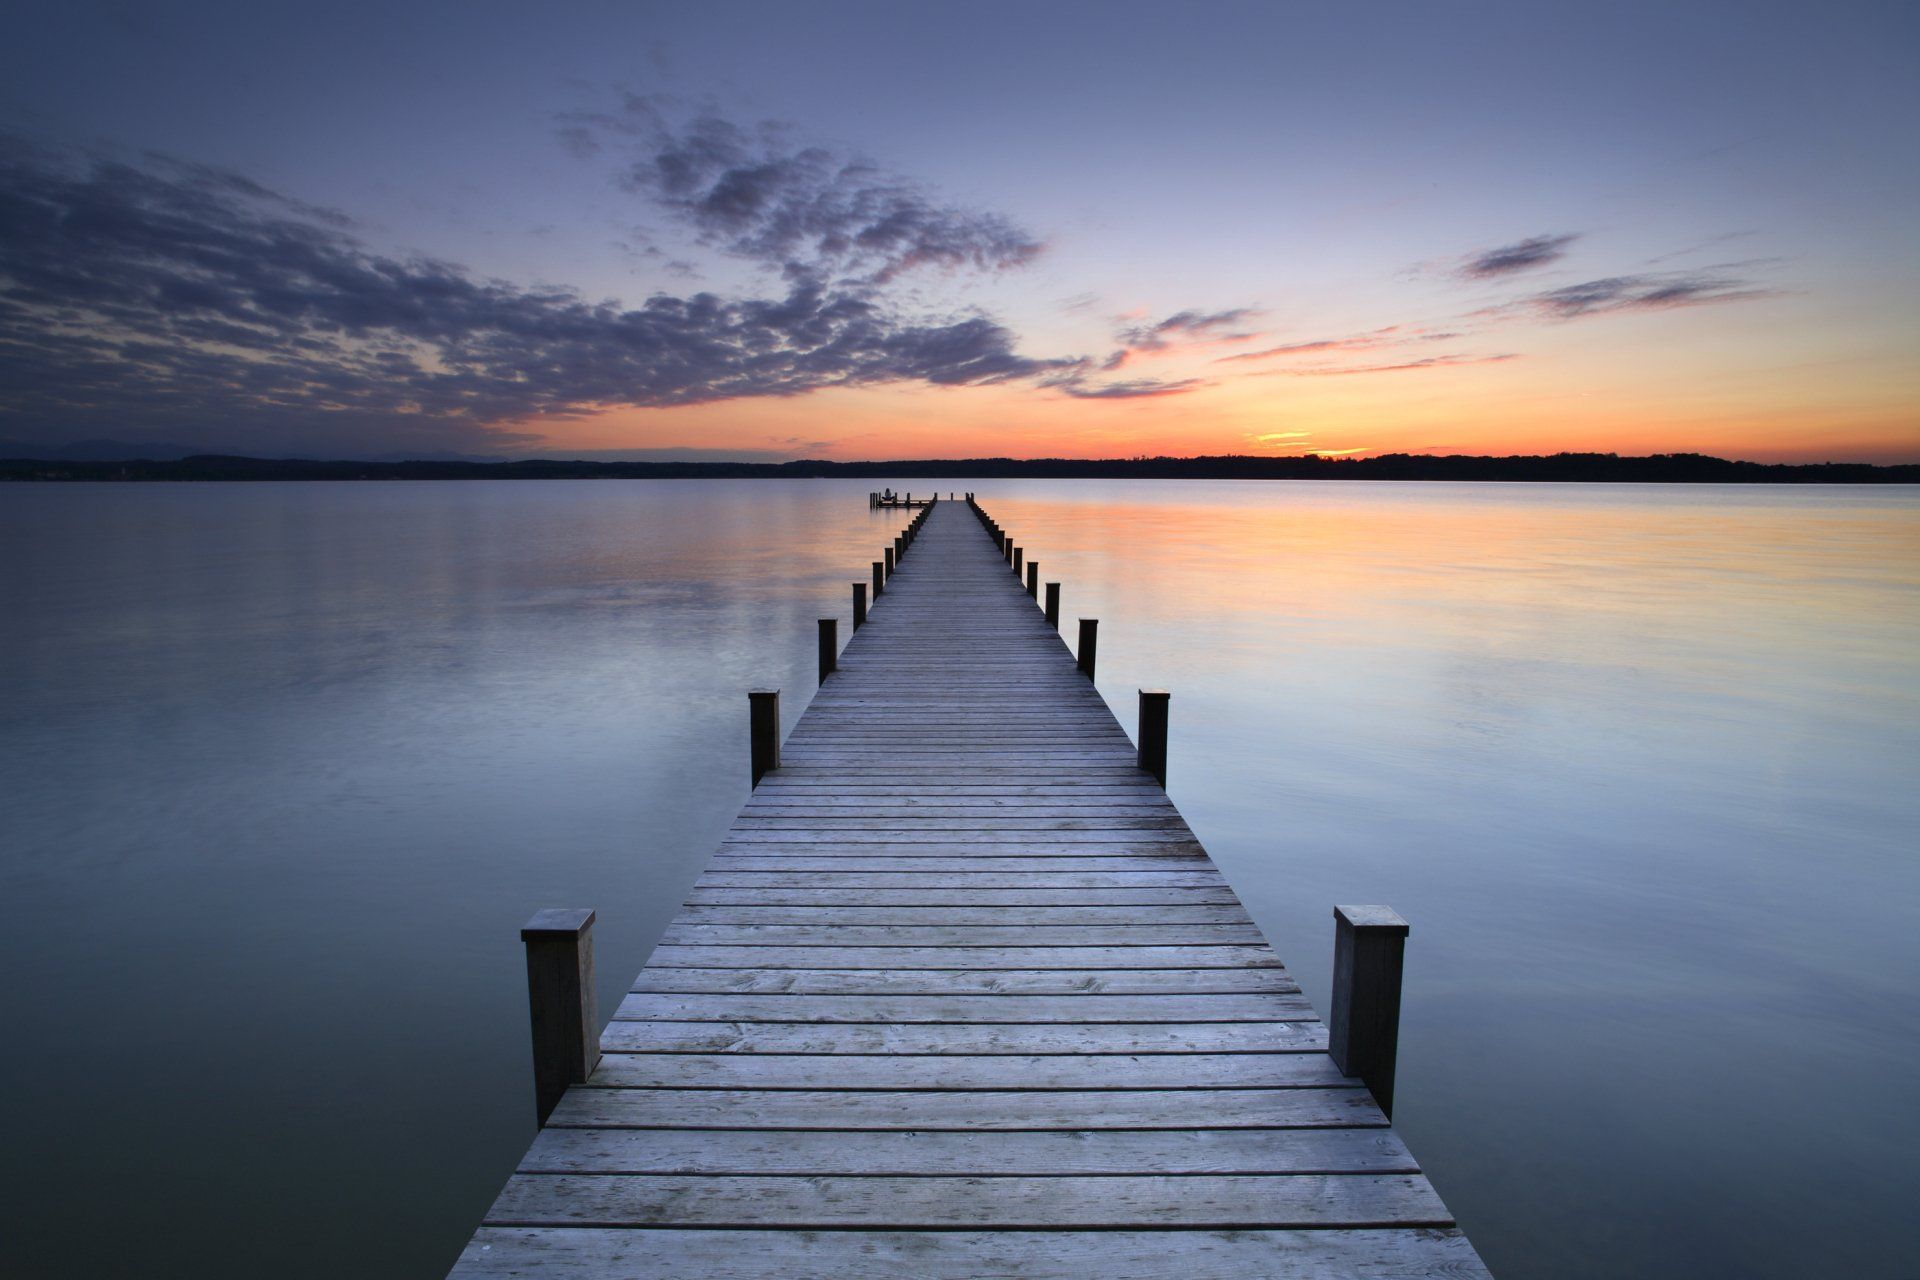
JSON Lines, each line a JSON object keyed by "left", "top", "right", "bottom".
{"left": 483, "top": 1172, "right": 1450, "bottom": 1229}
{"left": 716, "top": 833, "right": 1205, "bottom": 845}
{"left": 451, "top": 1227, "right": 1491, "bottom": 1279}
{"left": 727, "top": 817, "right": 1195, "bottom": 830}
{"left": 654, "top": 924, "right": 1267, "bottom": 946}
{"left": 588, "top": 1051, "right": 1352, "bottom": 1088}
{"left": 641, "top": 944, "right": 1287, "bottom": 969}
{"left": 612, "top": 992, "right": 1316, "bottom": 1023}
{"left": 702, "top": 855, "right": 1212, "bottom": 871}
{"left": 668, "top": 905, "right": 1255, "bottom": 925}
{"left": 695, "top": 870, "right": 1230, "bottom": 887}
{"left": 545, "top": 1087, "right": 1386, "bottom": 1130}
{"left": 627, "top": 967, "right": 1302, "bottom": 995}
{"left": 519, "top": 1126, "right": 1416, "bottom": 1175}
{"left": 597, "top": 1021, "right": 1327, "bottom": 1055}
{"left": 685, "top": 888, "right": 1242, "bottom": 905}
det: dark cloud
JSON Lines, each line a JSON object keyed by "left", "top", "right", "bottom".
{"left": 1458, "top": 233, "right": 1579, "bottom": 279}
{"left": 0, "top": 136, "right": 1077, "bottom": 453}
{"left": 573, "top": 104, "right": 1044, "bottom": 286}
{"left": 1516, "top": 271, "right": 1774, "bottom": 319}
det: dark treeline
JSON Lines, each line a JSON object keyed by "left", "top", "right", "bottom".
{"left": 2, "top": 451, "right": 1915, "bottom": 483}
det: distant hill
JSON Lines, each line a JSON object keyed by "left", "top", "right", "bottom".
{"left": 0, "top": 439, "right": 496, "bottom": 464}
{"left": 2, "top": 450, "right": 1914, "bottom": 483}
{"left": 0, "top": 438, "right": 218, "bottom": 461}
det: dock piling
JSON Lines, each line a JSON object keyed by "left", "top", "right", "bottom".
{"left": 852, "top": 582, "right": 867, "bottom": 630}
{"left": 749, "top": 688, "right": 780, "bottom": 786}
{"left": 1045, "top": 582, "right": 1061, "bottom": 628}
{"left": 1026, "top": 562, "right": 1040, "bottom": 599}
{"left": 520, "top": 908, "right": 599, "bottom": 1127}
{"left": 884, "top": 546, "right": 895, "bottom": 579}
{"left": 872, "top": 560, "right": 884, "bottom": 598}
{"left": 1330, "top": 905, "right": 1410, "bottom": 1120}
{"left": 817, "top": 618, "right": 837, "bottom": 683}
{"left": 1138, "top": 689, "right": 1170, "bottom": 785}
{"left": 1077, "top": 618, "right": 1098, "bottom": 680}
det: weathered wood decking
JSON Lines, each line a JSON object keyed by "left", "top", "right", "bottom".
{"left": 450, "top": 499, "right": 1488, "bottom": 1277}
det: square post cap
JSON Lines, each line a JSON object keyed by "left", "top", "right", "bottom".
{"left": 1335, "top": 904, "right": 1409, "bottom": 935}
{"left": 522, "top": 907, "right": 595, "bottom": 939}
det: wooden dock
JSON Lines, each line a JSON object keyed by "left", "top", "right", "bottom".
{"left": 450, "top": 498, "right": 1489, "bottom": 1278}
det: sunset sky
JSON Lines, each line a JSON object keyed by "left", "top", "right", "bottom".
{"left": 2, "top": 1, "right": 1915, "bottom": 462}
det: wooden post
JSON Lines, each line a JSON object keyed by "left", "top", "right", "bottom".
{"left": 852, "top": 581, "right": 867, "bottom": 629}
{"left": 1026, "top": 562, "right": 1040, "bottom": 599}
{"left": 1077, "top": 618, "right": 1098, "bottom": 679}
{"left": 817, "top": 618, "right": 837, "bottom": 683}
{"left": 1005, "top": 539, "right": 1015, "bottom": 567}
{"left": 884, "top": 546, "right": 895, "bottom": 579}
{"left": 1013, "top": 546, "right": 1023, "bottom": 576}
{"left": 749, "top": 688, "right": 780, "bottom": 787}
{"left": 1137, "top": 689, "right": 1169, "bottom": 786}
{"left": 1330, "top": 905, "right": 1409, "bottom": 1120}
{"left": 872, "top": 560, "right": 884, "bottom": 598}
{"left": 521, "top": 908, "right": 598, "bottom": 1127}
{"left": 1045, "top": 582, "right": 1061, "bottom": 628}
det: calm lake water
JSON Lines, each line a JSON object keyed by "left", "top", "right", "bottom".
{"left": 2, "top": 478, "right": 1916, "bottom": 1277}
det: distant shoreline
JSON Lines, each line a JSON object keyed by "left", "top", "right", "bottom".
{"left": 2, "top": 451, "right": 1916, "bottom": 484}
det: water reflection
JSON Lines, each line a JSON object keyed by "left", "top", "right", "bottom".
{"left": 1, "top": 479, "right": 1914, "bottom": 1277}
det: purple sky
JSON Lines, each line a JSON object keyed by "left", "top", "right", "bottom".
{"left": 2, "top": 1, "right": 1915, "bottom": 461}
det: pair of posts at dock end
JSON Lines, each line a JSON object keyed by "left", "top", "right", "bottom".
{"left": 517, "top": 902, "right": 1414, "bottom": 1130}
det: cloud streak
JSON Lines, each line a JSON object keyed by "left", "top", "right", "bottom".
{"left": 1056, "top": 376, "right": 1201, "bottom": 400}
{"left": 1513, "top": 271, "right": 1775, "bottom": 319}
{"left": 0, "top": 135, "right": 1085, "bottom": 452}
{"left": 1101, "top": 306, "right": 1260, "bottom": 373}
{"left": 1215, "top": 326, "right": 1407, "bottom": 364}
{"left": 1243, "top": 430, "right": 1370, "bottom": 457}
{"left": 1258, "top": 353, "right": 1519, "bottom": 376}
{"left": 1458, "top": 233, "right": 1579, "bottom": 279}
{"left": 1116, "top": 307, "right": 1260, "bottom": 352}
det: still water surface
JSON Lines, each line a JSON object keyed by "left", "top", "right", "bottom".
{"left": 2, "top": 479, "right": 1916, "bottom": 1277}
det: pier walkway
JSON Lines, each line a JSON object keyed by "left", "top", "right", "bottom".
{"left": 451, "top": 499, "right": 1488, "bottom": 1277}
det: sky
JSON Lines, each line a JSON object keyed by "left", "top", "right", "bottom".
{"left": 1, "top": 0, "right": 1915, "bottom": 463}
